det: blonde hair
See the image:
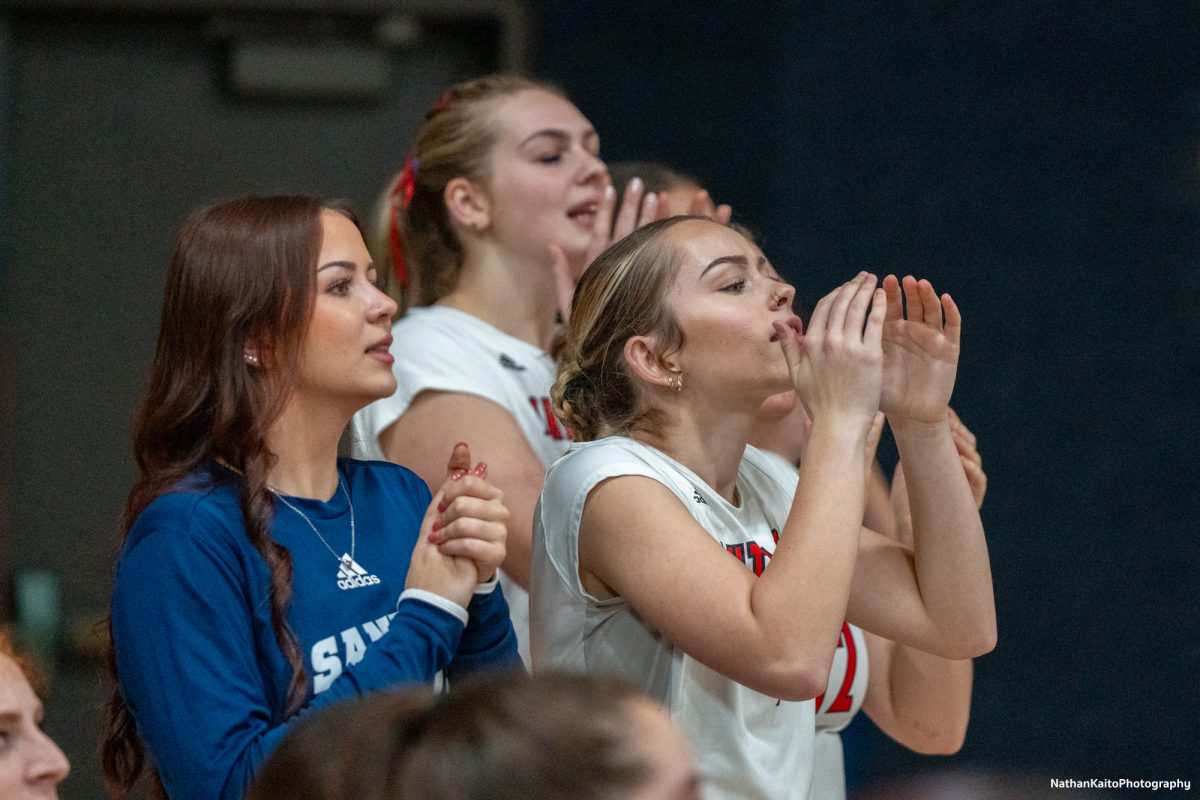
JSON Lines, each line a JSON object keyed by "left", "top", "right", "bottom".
{"left": 552, "top": 216, "right": 707, "bottom": 441}
{"left": 372, "top": 74, "right": 565, "bottom": 311}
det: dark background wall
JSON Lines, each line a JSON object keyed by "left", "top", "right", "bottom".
{"left": 1, "top": 1, "right": 1196, "bottom": 797}
{"left": 536, "top": 1, "right": 1199, "bottom": 794}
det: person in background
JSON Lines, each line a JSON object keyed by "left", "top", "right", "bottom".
{"left": 0, "top": 629, "right": 70, "bottom": 800}
{"left": 355, "top": 75, "right": 665, "bottom": 664}
{"left": 103, "top": 195, "right": 517, "bottom": 800}
{"left": 606, "top": 161, "right": 731, "bottom": 224}
{"left": 250, "top": 672, "right": 700, "bottom": 800}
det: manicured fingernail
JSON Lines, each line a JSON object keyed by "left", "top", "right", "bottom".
{"left": 437, "top": 499, "right": 447, "bottom": 512}
{"left": 452, "top": 469, "right": 466, "bottom": 481}
{"left": 473, "top": 462, "right": 487, "bottom": 476}
{"left": 431, "top": 519, "right": 442, "bottom": 533}
{"left": 630, "top": 177, "right": 643, "bottom": 193}
{"left": 604, "top": 185, "right": 615, "bottom": 200}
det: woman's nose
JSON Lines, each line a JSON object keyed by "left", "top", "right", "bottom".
{"left": 771, "top": 282, "right": 796, "bottom": 309}
{"left": 579, "top": 149, "right": 606, "bottom": 185}
{"left": 367, "top": 284, "right": 398, "bottom": 322}
{"left": 27, "top": 729, "right": 71, "bottom": 785}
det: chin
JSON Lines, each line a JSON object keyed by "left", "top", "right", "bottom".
{"left": 367, "top": 380, "right": 398, "bottom": 402}
{"left": 759, "top": 390, "right": 798, "bottom": 420}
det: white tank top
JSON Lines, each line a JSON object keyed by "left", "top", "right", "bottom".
{"left": 754, "top": 450, "right": 870, "bottom": 800}
{"left": 532, "top": 436, "right": 821, "bottom": 800}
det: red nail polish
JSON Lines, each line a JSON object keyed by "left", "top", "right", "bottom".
{"left": 431, "top": 519, "right": 442, "bottom": 533}
{"left": 437, "top": 499, "right": 447, "bottom": 512}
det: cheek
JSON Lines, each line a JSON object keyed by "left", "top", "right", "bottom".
{"left": 303, "top": 307, "right": 359, "bottom": 362}
{"left": 515, "top": 171, "right": 567, "bottom": 213}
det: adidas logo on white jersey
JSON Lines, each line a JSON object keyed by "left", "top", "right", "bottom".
{"left": 337, "top": 553, "right": 381, "bottom": 590}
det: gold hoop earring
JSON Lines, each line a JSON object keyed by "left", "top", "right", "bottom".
{"left": 668, "top": 372, "right": 684, "bottom": 392}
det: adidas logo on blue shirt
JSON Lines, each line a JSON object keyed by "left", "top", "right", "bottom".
{"left": 337, "top": 554, "right": 381, "bottom": 590}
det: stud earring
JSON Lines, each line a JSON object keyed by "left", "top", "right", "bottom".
{"left": 244, "top": 352, "right": 259, "bottom": 365}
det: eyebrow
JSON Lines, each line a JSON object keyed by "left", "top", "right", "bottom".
{"left": 317, "top": 260, "right": 365, "bottom": 273}
{"left": 519, "top": 128, "right": 599, "bottom": 148}
{"left": 699, "top": 254, "right": 749, "bottom": 279}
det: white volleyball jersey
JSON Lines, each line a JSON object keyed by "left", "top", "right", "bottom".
{"left": 532, "top": 436, "right": 819, "bottom": 800}
{"left": 753, "top": 450, "right": 870, "bottom": 800}
{"left": 810, "top": 622, "right": 869, "bottom": 800}
{"left": 354, "top": 305, "right": 572, "bottom": 666}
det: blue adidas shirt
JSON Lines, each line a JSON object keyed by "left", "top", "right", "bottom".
{"left": 111, "top": 458, "right": 519, "bottom": 799}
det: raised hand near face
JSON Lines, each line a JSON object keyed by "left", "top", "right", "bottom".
{"left": 879, "top": 275, "right": 961, "bottom": 425}
{"left": 773, "top": 272, "right": 886, "bottom": 434}
{"left": 552, "top": 178, "right": 666, "bottom": 325}
{"left": 584, "top": 177, "right": 665, "bottom": 268}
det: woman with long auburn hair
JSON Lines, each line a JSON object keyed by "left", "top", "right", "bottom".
{"left": 102, "top": 195, "right": 518, "bottom": 800}
{"left": 531, "top": 216, "right": 996, "bottom": 800}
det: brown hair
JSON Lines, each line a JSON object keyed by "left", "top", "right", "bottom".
{"left": 606, "top": 160, "right": 697, "bottom": 197}
{"left": 551, "top": 216, "right": 707, "bottom": 442}
{"left": 101, "top": 195, "right": 356, "bottom": 798}
{"left": 251, "top": 673, "right": 657, "bottom": 800}
{"left": 374, "top": 74, "right": 564, "bottom": 311}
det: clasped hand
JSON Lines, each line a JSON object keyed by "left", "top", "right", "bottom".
{"left": 405, "top": 443, "right": 510, "bottom": 608}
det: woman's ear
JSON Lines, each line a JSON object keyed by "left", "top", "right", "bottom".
{"left": 623, "top": 335, "right": 679, "bottom": 390}
{"left": 444, "top": 177, "right": 491, "bottom": 233}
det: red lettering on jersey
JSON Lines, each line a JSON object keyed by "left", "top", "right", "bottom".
{"left": 747, "top": 542, "right": 771, "bottom": 576}
{"left": 529, "top": 396, "right": 572, "bottom": 441}
{"left": 724, "top": 540, "right": 774, "bottom": 576}
{"left": 541, "top": 397, "right": 563, "bottom": 439}
{"left": 770, "top": 527, "right": 780, "bottom": 545}
{"left": 815, "top": 622, "right": 858, "bottom": 713}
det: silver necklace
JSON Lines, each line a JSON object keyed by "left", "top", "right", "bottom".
{"left": 270, "top": 480, "right": 362, "bottom": 574}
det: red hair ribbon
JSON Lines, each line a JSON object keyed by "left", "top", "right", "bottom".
{"left": 427, "top": 88, "right": 455, "bottom": 119}
{"left": 390, "top": 154, "right": 418, "bottom": 290}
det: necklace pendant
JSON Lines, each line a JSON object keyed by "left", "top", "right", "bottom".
{"left": 336, "top": 553, "right": 380, "bottom": 590}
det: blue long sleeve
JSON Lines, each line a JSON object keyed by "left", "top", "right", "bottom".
{"left": 110, "top": 460, "right": 515, "bottom": 800}
{"left": 447, "top": 582, "right": 522, "bottom": 682}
